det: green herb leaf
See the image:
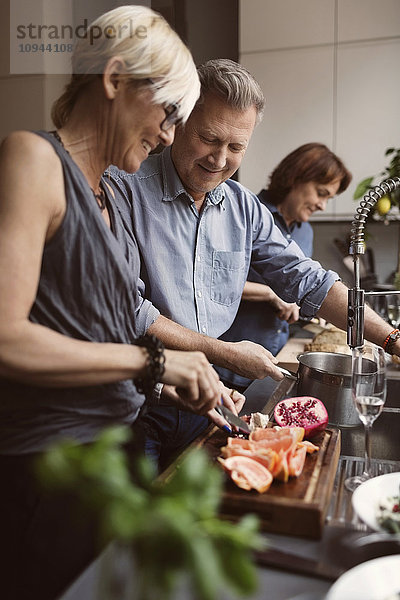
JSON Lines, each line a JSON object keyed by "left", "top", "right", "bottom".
{"left": 37, "top": 427, "right": 262, "bottom": 600}
{"left": 353, "top": 177, "right": 374, "bottom": 200}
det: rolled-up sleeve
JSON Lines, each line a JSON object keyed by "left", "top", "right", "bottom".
{"left": 135, "top": 294, "right": 160, "bottom": 334}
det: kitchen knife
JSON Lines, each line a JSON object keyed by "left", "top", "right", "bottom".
{"left": 261, "top": 373, "right": 297, "bottom": 419}
{"left": 276, "top": 365, "right": 298, "bottom": 380}
{"left": 215, "top": 404, "right": 252, "bottom": 435}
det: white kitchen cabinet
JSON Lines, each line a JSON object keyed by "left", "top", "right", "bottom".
{"left": 240, "top": 46, "right": 334, "bottom": 196}
{"left": 239, "top": 0, "right": 400, "bottom": 219}
{"left": 338, "top": 0, "right": 400, "bottom": 42}
{"left": 240, "top": 0, "right": 334, "bottom": 52}
{"left": 335, "top": 38, "right": 400, "bottom": 217}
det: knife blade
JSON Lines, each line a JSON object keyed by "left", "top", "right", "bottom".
{"left": 215, "top": 404, "right": 252, "bottom": 435}
{"left": 261, "top": 375, "right": 296, "bottom": 419}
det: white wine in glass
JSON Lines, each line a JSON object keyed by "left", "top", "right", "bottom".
{"left": 344, "top": 344, "right": 387, "bottom": 492}
{"left": 354, "top": 395, "right": 385, "bottom": 420}
{"left": 386, "top": 294, "right": 400, "bottom": 329}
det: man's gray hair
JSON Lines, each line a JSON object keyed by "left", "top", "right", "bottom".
{"left": 197, "top": 58, "right": 265, "bottom": 123}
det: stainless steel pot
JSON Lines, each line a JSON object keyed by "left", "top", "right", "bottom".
{"left": 296, "top": 352, "right": 359, "bottom": 428}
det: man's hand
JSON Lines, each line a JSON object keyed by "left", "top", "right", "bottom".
{"left": 224, "top": 340, "right": 285, "bottom": 381}
{"left": 148, "top": 315, "right": 284, "bottom": 386}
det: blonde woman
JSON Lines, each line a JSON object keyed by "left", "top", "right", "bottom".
{"left": 0, "top": 6, "right": 220, "bottom": 598}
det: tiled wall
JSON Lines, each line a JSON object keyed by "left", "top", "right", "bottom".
{"left": 239, "top": 0, "right": 400, "bottom": 220}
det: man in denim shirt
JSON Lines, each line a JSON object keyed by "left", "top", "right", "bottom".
{"left": 217, "top": 143, "right": 352, "bottom": 391}
{"left": 108, "top": 59, "right": 391, "bottom": 468}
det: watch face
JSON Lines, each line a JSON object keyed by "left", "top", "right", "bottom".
{"left": 387, "top": 332, "right": 400, "bottom": 354}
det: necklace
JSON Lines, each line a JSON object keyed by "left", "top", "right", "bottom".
{"left": 50, "top": 130, "right": 107, "bottom": 211}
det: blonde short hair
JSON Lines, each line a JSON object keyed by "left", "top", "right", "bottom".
{"left": 52, "top": 5, "right": 199, "bottom": 128}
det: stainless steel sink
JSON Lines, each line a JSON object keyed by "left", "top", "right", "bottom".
{"left": 339, "top": 412, "right": 400, "bottom": 461}
{"left": 340, "top": 375, "right": 400, "bottom": 461}
{"left": 386, "top": 376, "right": 400, "bottom": 408}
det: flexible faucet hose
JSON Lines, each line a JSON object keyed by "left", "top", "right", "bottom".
{"left": 349, "top": 177, "right": 400, "bottom": 253}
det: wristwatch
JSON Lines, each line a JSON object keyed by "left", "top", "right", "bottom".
{"left": 151, "top": 382, "right": 164, "bottom": 405}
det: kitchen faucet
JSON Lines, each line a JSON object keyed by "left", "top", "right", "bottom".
{"left": 347, "top": 177, "right": 400, "bottom": 349}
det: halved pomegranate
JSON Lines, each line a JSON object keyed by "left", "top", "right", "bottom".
{"left": 273, "top": 396, "right": 328, "bottom": 439}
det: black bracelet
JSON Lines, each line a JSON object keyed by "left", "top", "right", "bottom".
{"left": 134, "top": 334, "right": 166, "bottom": 397}
{"left": 384, "top": 329, "right": 400, "bottom": 355}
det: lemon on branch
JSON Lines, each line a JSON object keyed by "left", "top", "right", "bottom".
{"left": 376, "top": 195, "right": 392, "bottom": 216}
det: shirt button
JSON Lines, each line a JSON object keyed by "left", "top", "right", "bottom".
{"left": 202, "top": 326, "right": 206, "bottom": 333}
{"left": 197, "top": 255, "right": 201, "bottom": 261}
{"left": 197, "top": 291, "right": 202, "bottom": 298}
{"left": 277, "top": 329, "right": 281, "bottom": 333}
{"left": 286, "top": 234, "right": 291, "bottom": 239}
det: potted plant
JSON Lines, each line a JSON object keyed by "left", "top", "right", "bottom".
{"left": 353, "top": 147, "right": 400, "bottom": 287}
{"left": 37, "top": 426, "right": 265, "bottom": 600}
{"left": 353, "top": 147, "right": 400, "bottom": 215}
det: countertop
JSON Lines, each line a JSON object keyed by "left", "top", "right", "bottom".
{"left": 59, "top": 332, "right": 400, "bottom": 600}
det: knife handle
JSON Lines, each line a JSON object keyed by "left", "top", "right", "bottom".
{"left": 276, "top": 366, "right": 297, "bottom": 380}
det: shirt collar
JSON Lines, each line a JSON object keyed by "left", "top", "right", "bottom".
{"left": 258, "top": 188, "right": 301, "bottom": 230}
{"left": 258, "top": 189, "right": 277, "bottom": 213}
{"left": 160, "top": 146, "right": 187, "bottom": 202}
{"left": 208, "top": 186, "right": 225, "bottom": 205}
{"left": 160, "top": 146, "right": 225, "bottom": 206}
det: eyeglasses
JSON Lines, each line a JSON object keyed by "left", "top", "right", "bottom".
{"left": 161, "top": 101, "right": 182, "bottom": 131}
{"left": 147, "top": 78, "right": 182, "bottom": 131}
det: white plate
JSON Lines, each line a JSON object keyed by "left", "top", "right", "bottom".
{"left": 325, "top": 555, "right": 400, "bottom": 600}
{"left": 352, "top": 472, "right": 400, "bottom": 531}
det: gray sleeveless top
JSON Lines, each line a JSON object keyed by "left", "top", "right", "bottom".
{"left": 0, "top": 131, "right": 145, "bottom": 454}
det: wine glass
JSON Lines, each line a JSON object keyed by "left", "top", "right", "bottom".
{"left": 344, "top": 344, "right": 387, "bottom": 492}
{"left": 386, "top": 294, "right": 400, "bottom": 329}
{"left": 368, "top": 294, "right": 388, "bottom": 322}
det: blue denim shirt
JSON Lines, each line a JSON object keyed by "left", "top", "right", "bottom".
{"left": 258, "top": 190, "right": 314, "bottom": 258}
{"left": 217, "top": 189, "right": 317, "bottom": 388}
{"left": 106, "top": 147, "right": 338, "bottom": 345}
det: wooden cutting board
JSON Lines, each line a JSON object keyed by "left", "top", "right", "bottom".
{"left": 189, "top": 426, "right": 341, "bottom": 540}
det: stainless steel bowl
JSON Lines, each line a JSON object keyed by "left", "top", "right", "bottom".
{"left": 296, "top": 352, "right": 360, "bottom": 427}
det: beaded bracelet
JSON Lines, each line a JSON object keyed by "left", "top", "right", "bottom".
{"left": 383, "top": 328, "right": 400, "bottom": 355}
{"left": 134, "top": 334, "right": 166, "bottom": 397}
